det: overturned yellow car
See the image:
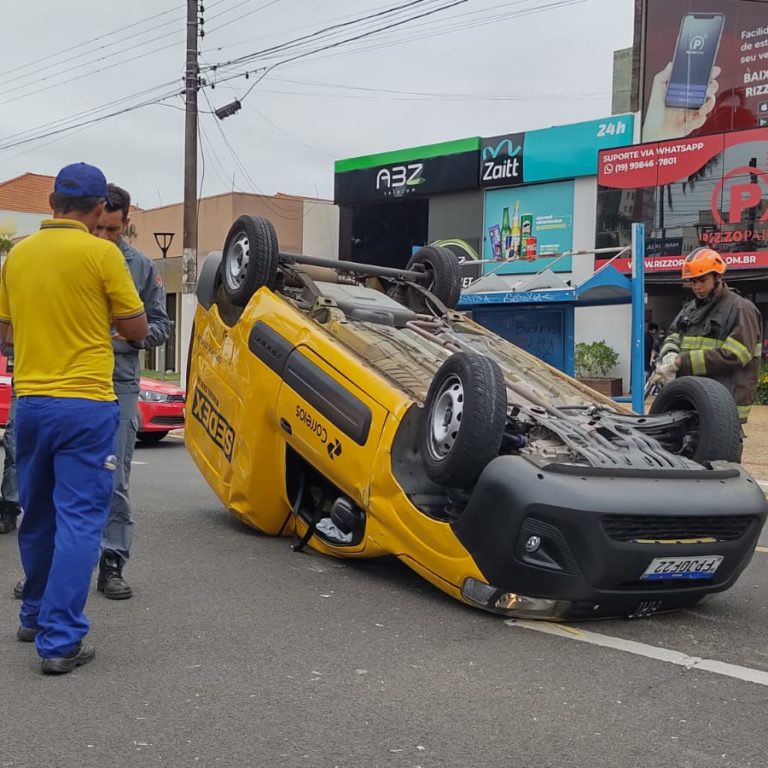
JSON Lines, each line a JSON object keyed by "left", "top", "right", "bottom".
{"left": 186, "top": 215, "right": 767, "bottom": 620}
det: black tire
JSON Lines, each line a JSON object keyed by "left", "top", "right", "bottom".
{"left": 137, "top": 431, "right": 169, "bottom": 445}
{"left": 222, "top": 215, "right": 279, "bottom": 307}
{"left": 196, "top": 251, "right": 223, "bottom": 309}
{"left": 420, "top": 352, "right": 507, "bottom": 487}
{"left": 649, "top": 376, "right": 743, "bottom": 463}
{"left": 404, "top": 245, "right": 461, "bottom": 313}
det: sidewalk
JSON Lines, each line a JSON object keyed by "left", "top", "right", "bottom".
{"left": 740, "top": 404, "right": 768, "bottom": 484}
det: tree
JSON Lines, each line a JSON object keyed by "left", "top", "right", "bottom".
{"left": 0, "top": 234, "right": 13, "bottom": 259}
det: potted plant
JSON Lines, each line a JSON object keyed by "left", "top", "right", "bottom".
{"left": 574, "top": 340, "right": 622, "bottom": 396}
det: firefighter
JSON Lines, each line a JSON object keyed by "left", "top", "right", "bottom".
{"left": 655, "top": 247, "right": 763, "bottom": 423}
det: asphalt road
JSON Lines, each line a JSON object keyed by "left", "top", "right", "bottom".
{"left": 1, "top": 438, "right": 767, "bottom": 768}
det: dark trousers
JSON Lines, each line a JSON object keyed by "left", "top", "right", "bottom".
{"left": 16, "top": 397, "right": 119, "bottom": 658}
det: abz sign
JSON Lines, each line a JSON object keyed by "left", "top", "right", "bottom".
{"left": 375, "top": 163, "right": 425, "bottom": 197}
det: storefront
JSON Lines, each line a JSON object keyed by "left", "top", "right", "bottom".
{"left": 334, "top": 115, "right": 635, "bottom": 277}
{"left": 334, "top": 115, "right": 639, "bottom": 382}
{"left": 334, "top": 138, "right": 482, "bottom": 268}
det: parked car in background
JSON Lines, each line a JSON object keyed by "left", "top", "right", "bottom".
{"left": 136, "top": 377, "right": 186, "bottom": 444}
{"left": 0, "top": 353, "right": 12, "bottom": 427}
{"left": 0, "top": 354, "right": 185, "bottom": 442}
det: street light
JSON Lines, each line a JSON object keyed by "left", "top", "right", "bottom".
{"left": 152, "top": 232, "right": 175, "bottom": 379}
{"left": 153, "top": 231, "right": 175, "bottom": 259}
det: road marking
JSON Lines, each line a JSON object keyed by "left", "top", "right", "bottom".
{"left": 506, "top": 620, "right": 768, "bottom": 687}
{"left": 756, "top": 546, "right": 768, "bottom": 553}
{"left": 131, "top": 461, "right": 148, "bottom": 465}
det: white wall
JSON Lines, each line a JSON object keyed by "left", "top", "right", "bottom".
{"left": 302, "top": 200, "right": 339, "bottom": 260}
{"left": 0, "top": 210, "right": 46, "bottom": 239}
{"left": 572, "top": 175, "right": 633, "bottom": 390}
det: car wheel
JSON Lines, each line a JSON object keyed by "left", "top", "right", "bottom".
{"left": 137, "top": 431, "right": 169, "bottom": 445}
{"left": 196, "top": 251, "right": 223, "bottom": 309}
{"left": 420, "top": 352, "right": 507, "bottom": 488}
{"left": 404, "top": 245, "right": 461, "bottom": 313}
{"left": 222, "top": 215, "right": 279, "bottom": 307}
{"left": 649, "top": 376, "right": 743, "bottom": 463}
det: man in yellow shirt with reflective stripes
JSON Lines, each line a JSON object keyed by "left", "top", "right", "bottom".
{"left": 657, "top": 247, "right": 763, "bottom": 424}
{"left": 0, "top": 163, "right": 148, "bottom": 675}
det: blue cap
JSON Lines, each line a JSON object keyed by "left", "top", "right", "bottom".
{"left": 53, "top": 162, "right": 108, "bottom": 199}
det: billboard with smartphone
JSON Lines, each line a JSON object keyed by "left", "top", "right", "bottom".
{"left": 642, "top": 0, "right": 768, "bottom": 142}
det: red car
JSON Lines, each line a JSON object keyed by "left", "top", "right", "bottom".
{"left": 0, "top": 353, "right": 12, "bottom": 427}
{"left": 136, "top": 377, "right": 186, "bottom": 444}
{"left": 0, "top": 354, "right": 185, "bottom": 443}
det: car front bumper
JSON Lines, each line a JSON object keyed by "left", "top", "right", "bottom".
{"left": 452, "top": 455, "right": 768, "bottom": 620}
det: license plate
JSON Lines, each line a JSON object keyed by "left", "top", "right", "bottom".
{"left": 640, "top": 555, "right": 724, "bottom": 582}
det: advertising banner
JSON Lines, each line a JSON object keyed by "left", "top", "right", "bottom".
{"left": 334, "top": 138, "right": 480, "bottom": 205}
{"left": 642, "top": 0, "right": 768, "bottom": 142}
{"left": 483, "top": 180, "right": 574, "bottom": 274}
{"left": 596, "top": 126, "right": 768, "bottom": 272}
{"left": 480, "top": 115, "right": 634, "bottom": 188}
{"left": 334, "top": 150, "right": 479, "bottom": 204}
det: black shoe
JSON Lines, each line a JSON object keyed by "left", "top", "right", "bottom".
{"left": 17, "top": 625, "right": 39, "bottom": 642}
{"left": 40, "top": 642, "right": 95, "bottom": 675}
{"left": 97, "top": 550, "right": 133, "bottom": 600}
{"left": 13, "top": 578, "right": 24, "bottom": 600}
{"left": 0, "top": 501, "right": 19, "bottom": 534}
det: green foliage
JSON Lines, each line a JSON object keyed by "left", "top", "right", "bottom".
{"left": 575, "top": 340, "right": 619, "bottom": 378}
{"left": 0, "top": 235, "right": 13, "bottom": 257}
{"left": 756, "top": 360, "right": 768, "bottom": 406}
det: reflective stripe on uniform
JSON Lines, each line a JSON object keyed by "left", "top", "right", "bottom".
{"left": 680, "top": 336, "right": 720, "bottom": 351}
{"left": 753, "top": 344, "right": 762, "bottom": 358}
{"left": 660, "top": 333, "right": 681, "bottom": 357}
{"left": 737, "top": 404, "right": 752, "bottom": 422}
{"left": 721, "top": 336, "right": 753, "bottom": 366}
{"left": 689, "top": 349, "right": 707, "bottom": 376}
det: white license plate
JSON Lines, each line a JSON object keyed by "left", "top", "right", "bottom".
{"left": 641, "top": 555, "right": 724, "bottom": 582}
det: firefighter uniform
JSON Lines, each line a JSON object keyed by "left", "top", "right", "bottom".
{"left": 660, "top": 283, "right": 763, "bottom": 423}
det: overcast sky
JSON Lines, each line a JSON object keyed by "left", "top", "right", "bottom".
{"left": 0, "top": 0, "right": 634, "bottom": 211}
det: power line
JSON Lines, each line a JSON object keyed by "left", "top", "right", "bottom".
{"left": 266, "top": 75, "right": 607, "bottom": 102}
{"left": 206, "top": 0, "right": 284, "bottom": 35}
{"left": 0, "top": 87, "right": 182, "bottom": 152}
{"left": 0, "top": 80, "right": 181, "bottom": 145}
{"left": 203, "top": 0, "right": 446, "bottom": 72}
{"left": 0, "top": 5, "right": 181, "bottom": 82}
{"left": 203, "top": 0, "right": 468, "bottom": 92}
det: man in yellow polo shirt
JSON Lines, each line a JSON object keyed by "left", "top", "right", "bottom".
{"left": 0, "top": 162, "right": 148, "bottom": 675}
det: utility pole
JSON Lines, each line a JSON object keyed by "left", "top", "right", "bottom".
{"left": 180, "top": 0, "right": 199, "bottom": 386}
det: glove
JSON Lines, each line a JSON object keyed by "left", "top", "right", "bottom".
{"left": 655, "top": 352, "right": 680, "bottom": 386}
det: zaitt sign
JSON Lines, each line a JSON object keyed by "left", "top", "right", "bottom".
{"left": 480, "top": 115, "right": 635, "bottom": 188}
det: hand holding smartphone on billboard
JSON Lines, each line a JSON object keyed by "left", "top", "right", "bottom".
{"left": 643, "top": 62, "right": 721, "bottom": 142}
{"left": 642, "top": 13, "right": 723, "bottom": 142}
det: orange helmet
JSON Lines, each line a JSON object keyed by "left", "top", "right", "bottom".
{"left": 681, "top": 247, "right": 726, "bottom": 280}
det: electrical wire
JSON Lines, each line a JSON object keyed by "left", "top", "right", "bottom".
{"left": 205, "top": 0, "right": 284, "bottom": 35}
{"left": 0, "top": 87, "right": 183, "bottom": 152}
{"left": 203, "top": 0, "right": 445, "bottom": 72}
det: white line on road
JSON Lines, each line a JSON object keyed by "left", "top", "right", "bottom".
{"left": 506, "top": 620, "right": 768, "bottom": 687}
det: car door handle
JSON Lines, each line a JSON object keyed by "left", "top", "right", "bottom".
{"left": 279, "top": 418, "right": 292, "bottom": 435}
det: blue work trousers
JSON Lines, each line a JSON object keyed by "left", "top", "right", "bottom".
{"left": 16, "top": 397, "right": 119, "bottom": 658}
